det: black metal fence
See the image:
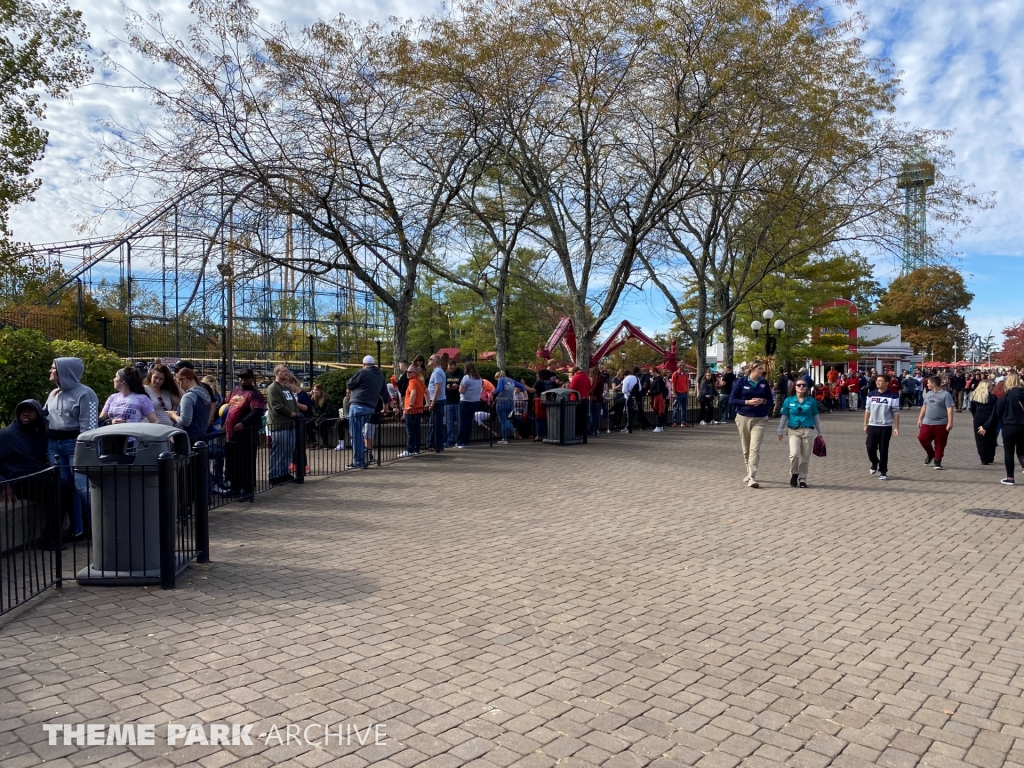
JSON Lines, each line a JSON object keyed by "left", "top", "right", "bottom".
{"left": 0, "top": 467, "right": 64, "bottom": 616}
{"left": 0, "top": 446, "right": 209, "bottom": 615}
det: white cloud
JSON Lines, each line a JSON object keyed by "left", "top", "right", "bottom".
{"left": 10, "top": 0, "right": 1023, "bottom": 342}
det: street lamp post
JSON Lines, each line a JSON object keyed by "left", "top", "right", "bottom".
{"left": 750, "top": 309, "right": 785, "bottom": 357}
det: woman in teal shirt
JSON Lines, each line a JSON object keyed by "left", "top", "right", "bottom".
{"left": 777, "top": 380, "right": 824, "bottom": 488}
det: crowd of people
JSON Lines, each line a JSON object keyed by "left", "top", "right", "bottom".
{"left": 2, "top": 352, "right": 1021, "bottom": 549}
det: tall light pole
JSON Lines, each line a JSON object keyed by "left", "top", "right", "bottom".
{"left": 750, "top": 309, "right": 786, "bottom": 357}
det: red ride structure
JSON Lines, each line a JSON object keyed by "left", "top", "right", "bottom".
{"left": 537, "top": 318, "right": 679, "bottom": 372}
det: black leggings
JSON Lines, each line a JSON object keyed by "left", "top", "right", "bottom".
{"left": 1002, "top": 424, "right": 1024, "bottom": 479}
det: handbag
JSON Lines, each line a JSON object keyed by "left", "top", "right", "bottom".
{"left": 812, "top": 435, "right": 827, "bottom": 457}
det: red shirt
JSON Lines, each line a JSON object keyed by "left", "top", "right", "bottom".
{"left": 569, "top": 372, "right": 592, "bottom": 399}
{"left": 671, "top": 371, "right": 689, "bottom": 395}
{"left": 224, "top": 385, "right": 267, "bottom": 438}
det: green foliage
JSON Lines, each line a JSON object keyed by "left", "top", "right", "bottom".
{"left": 50, "top": 339, "right": 122, "bottom": 401}
{"left": 315, "top": 369, "right": 356, "bottom": 413}
{"left": 0, "top": 327, "right": 53, "bottom": 420}
{"left": 734, "top": 252, "right": 882, "bottom": 367}
{"left": 875, "top": 266, "right": 973, "bottom": 360}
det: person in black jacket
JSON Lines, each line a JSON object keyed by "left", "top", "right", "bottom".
{"left": 968, "top": 380, "right": 998, "bottom": 465}
{"left": 0, "top": 400, "right": 66, "bottom": 548}
{"left": 979, "top": 372, "right": 1024, "bottom": 485}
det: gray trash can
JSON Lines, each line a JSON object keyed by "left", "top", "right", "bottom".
{"left": 541, "top": 388, "right": 583, "bottom": 445}
{"left": 74, "top": 424, "right": 190, "bottom": 584}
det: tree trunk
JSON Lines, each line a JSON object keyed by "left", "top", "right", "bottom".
{"left": 722, "top": 313, "right": 735, "bottom": 366}
{"left": 390, "top": 275, "right": 416, "bottom": 370}
{"left": 573, "top": 300, "right": 592, "bottom": 370}
{"left": 492, "top": 305, "right": 507, "bottom": 371}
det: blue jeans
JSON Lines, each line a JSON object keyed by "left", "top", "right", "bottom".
{"left": 673, "top": 394, "right": 687, "bottom": 425}
{"left": 590, "top": 402, "right": 601, "bottom": 434}
{"left": 269, "top": 426, "right": 295, "bottom": 479}
{"left": 839, "top": 394, "right": 848, "bottom": 410}
{"left": 719, "top": 397, "right": 733, "bottom": 422}
{"left": 405, "top": 413, "right": 421, "bottom": 453}
{"left": 458, "top": 401, "right": 478, "bottom": 445}
{"left": 49, "top": 438, "right": 86, "bottom": 536}
{"left": 445, "top": 402, "right": 459, "bottom": 447}
{"left": 348, "top": 404, "right": 375, "bottom": 466}
{"left": 428, "top": 403, "right": 445, "bottom": 451}
{"left": 496, "top": 401, "right": 514, "bottom": 440}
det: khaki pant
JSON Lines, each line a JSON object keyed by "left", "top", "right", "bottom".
{"left": 787, "top": 427, "right": 814, "bottom": 481}
{"left": 736, "top": 414, "right": 769, "bottom": 480}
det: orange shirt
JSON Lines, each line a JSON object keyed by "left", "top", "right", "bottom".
{"left": 671, "top": 371, "right": 689, "bottom": 395}
{"left": 404, "top": 377, "right": 426, "bottom": 414}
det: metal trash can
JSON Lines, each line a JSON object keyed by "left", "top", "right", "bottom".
{"left": 541, "top": 388, "right": 583, "bottom": 445}
{"left": 74, "top": 424, "right": 191, "bottom": 584}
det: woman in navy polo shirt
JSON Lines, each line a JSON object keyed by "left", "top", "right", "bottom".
{"left": 729, "top": 361, "right": 774, "bottom": 488}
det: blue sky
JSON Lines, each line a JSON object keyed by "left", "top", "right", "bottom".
{"left": 10, "top": 0, "right": 1023, "bottom": 345}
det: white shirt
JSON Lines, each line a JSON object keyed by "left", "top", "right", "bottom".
{"left": 622, "top": 375, "right": 640, "bottom": 398}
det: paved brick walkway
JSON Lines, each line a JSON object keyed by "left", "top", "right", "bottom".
{"left": 2, "top": 413, "right": 1023, "bottom": 768}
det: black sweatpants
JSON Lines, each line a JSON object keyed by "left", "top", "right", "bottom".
{"left": 1002, "top": 423, "right": 1024, "bottom": 479}
{"left": 866, "top": 425, "right": 893, "bottom": 475}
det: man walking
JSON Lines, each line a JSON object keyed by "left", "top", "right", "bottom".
{"left": 729, "top": 361, "right": 774, "bottom": 488}
{"left": 950, "top": 369, "right": 966, "bottom": 412}
{"left": 917, "top": 375, "right": 954, "bottom": 469}
{"left": 266, "top": 364, "right": 299, "bottom": 485}
{"left": 621, "top": 368, "right": 641, "bottom": 433}
{"left": 346, "top": 355, "right": 393, "bottom": 468}
{"left": 864, "top": 374, "right": 900, "bottom": 480}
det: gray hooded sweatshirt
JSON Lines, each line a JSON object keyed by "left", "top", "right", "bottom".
{"left": 43, "top": 357, "right": 100, "bottom": 438}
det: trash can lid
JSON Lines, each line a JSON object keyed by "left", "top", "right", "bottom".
{"left": 77, "top": 423, "right": 188, "bottom": 447}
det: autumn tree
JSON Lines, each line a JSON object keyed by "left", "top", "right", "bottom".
{"left": 874, "top": 266, "right": 973, "bottom": 361}
{"left": 426, "top": 0, "right": 718, "bottom": 369}
{"left": 997, "top": 320, "right": 1024, "bottom": 368}
{"left": 638, "top": 0, "right": 985, "bottom": 370}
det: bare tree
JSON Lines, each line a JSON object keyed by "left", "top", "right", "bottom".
{"left": 100, "top": 0, "right": 486, "bottom": 365}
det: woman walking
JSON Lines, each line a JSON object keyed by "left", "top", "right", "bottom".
{"left": 968, "top": 380, "right": 998, "bottom": 465}
{"left": 777, "top": 379, "right": 823, "bottom": 488}
{"left": 979, "top": 372, "right": 1024, "bottom": 485}
{"left": 729, "top": 361, "right": 774, "bottom": 488}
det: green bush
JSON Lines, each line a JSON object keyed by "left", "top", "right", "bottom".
{"left": 50, "top": 339, "right": 123, "bottom": 402}
{"left": 0, "top": 328, "right": 54, "bottom": 421}
{"left": 316, "top": 369, "right": 355, "bottom": 412}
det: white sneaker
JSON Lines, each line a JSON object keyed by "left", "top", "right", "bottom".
{"left": 606, "top": 430, "right": 612, "bottom": 434}
{"left": 869, "top": 467, "right": 877, "bottom": 475}
{"left": 620, "top": 428, "right": 630, "bottom": 433}
{"left": 335, "top": 441, "right": 346, "bottom": 451}
{"left": 497, "top": 440, "right": 509, "bottom": 445}
{"left": 711, "top": 421, "right": 718, "bottom": 425}
{"left": 743, "top": 475, "right": 751, "bottom": 484}
{"left": 879, "top": 474, "right": 889, "bottom": 481}
{"left": 700, "top": 420, "right": 706, "bottom": 425}
{"left": 398, "top": 451, "right": 415, "bottom": 458}
{"left": 747, "top": 478, "right": 759, "bottom": 488}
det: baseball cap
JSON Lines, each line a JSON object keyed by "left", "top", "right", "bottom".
{"left": 239, "top": 368, "right": 255, "bottom": 378}
{"left": 172, "top": 360, "right": 195, "bottom": 373}
{"left": 363, "top": 355, "right": 376, "bottom": 365}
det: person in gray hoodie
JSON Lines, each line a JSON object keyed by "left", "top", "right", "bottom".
{"left": 43, "top": 357, "right": 99, "bottom": 538}
{"left": 168, "top": 366, "right": 212, "bottom": 442}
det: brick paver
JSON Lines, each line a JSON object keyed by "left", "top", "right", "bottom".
{"left": 1, "top": 413, "right": 1022, "bottom": 767}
